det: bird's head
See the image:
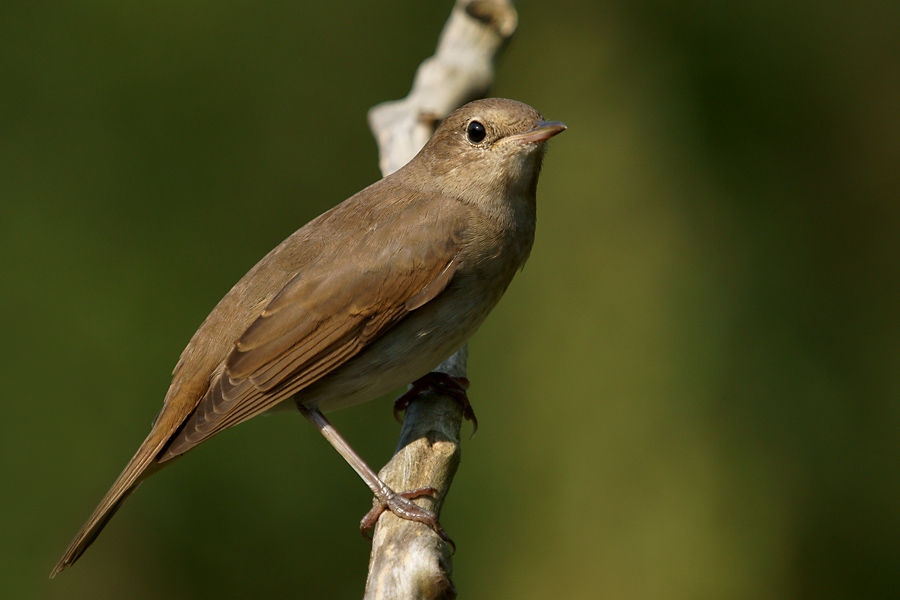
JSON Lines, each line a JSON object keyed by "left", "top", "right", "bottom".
{"left": 410, "top": 98, "right": 566, "bottom": 201}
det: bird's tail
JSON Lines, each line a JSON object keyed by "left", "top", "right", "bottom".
{"left": 50, "top": 431, "right": 168, "bottom": 578}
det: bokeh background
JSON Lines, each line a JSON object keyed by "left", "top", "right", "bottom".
{"left": 3, "top": 1, "right": 898, "bottom": 598}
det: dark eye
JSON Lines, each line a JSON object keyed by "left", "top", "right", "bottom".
{"left": 466, "top": 120, "right": 486, "bottom": 144}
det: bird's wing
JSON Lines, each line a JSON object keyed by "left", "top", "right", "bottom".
{"left": 160, "top": 195, "right": 464, "bottom": 458}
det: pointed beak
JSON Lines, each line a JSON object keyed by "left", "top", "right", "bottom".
{"left": 506, "top": 120, "right": 567, "bottom": 144}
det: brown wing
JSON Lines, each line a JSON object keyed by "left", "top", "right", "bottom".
{"left": 160, "top": 197, "right": 464, "bottom": 459}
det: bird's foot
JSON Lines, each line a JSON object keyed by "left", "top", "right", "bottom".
{"left": 360, "top": 486, "right": 456, "bottom": 553}
{"left": 393, "top": 372, "right": 477, "bottom": 435}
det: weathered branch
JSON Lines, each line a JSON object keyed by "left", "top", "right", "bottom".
{"left": 368, "top": 0, "right": 517, "bottom": 177}
{"left": 363, "top": 1, "right": 517, "bottom": 598}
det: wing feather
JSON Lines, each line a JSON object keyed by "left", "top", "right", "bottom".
{"left": 159, "top": 194, "right": 465, "bottom": 460}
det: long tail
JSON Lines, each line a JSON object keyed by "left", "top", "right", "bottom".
{"left": 51, "top": 364, "right": 213, "bottom": 577}
{"left": 50, "top": 430, "right": 170, "bottom": 578}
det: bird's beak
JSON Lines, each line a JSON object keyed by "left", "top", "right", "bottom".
{"left": 506, "top": 121, "right": 568, "bottom": 144}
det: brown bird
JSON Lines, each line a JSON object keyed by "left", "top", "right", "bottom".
{"left": 51, "top": 98, "right": 565, "bottom": 577}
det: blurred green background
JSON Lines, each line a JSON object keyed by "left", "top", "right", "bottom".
{"left": 3, "top": 0, "right": 898, "bottom": 598}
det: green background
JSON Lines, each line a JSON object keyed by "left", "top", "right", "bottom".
{"left": 3, "top": 1, "right": 898, "bottom": 598}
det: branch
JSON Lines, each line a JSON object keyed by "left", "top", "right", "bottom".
{"left": 363, "top": 1, "right": 517, "bottom": 598}
{"left": 368, "top": 0, "right": 517, "bottom": 177}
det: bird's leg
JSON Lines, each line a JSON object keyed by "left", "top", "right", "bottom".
{"left": 394, "top": 372, "right": 478, "bottom": 435}
{"left": 297, "top": 404, "right": 454, "bottom": 551}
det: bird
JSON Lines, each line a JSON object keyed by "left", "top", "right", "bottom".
{"left": 51, "top": 97, "right": 565, "bottom": 577}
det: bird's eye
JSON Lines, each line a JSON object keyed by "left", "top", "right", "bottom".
{"left": 466, "top": 120, "right": 486, "bottom": 144}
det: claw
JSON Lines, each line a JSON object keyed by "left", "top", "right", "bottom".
{"left": 360, "top": 486, "right": 455, "bottom": 553}
{"left": 299, "top": 406, "right": 457, "bottom": 553}
{"left": 393, "top": 372, "right": 478, "bottom": 436}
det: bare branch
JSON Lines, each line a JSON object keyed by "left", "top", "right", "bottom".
{"left": 364, "top": 1, "right": 516, "bottom": 598}
{"left": 368, "top": 0, "right": 517, "bottom": 176}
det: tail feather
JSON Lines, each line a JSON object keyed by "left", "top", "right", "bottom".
{"left": 51, "top": 366, "right": 212, "bottom": 577}
{"left": 50, "top": 482, "right": 141, "bottom": 578}
{"left": 50, "top": 433, "right": 168, "bottom": 578}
